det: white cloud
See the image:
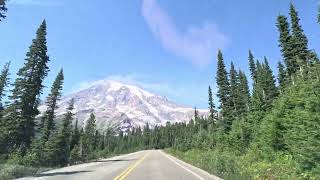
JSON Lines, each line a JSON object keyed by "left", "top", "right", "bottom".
{"left": 141, "top": 0, "right": 229, "bottom": 66}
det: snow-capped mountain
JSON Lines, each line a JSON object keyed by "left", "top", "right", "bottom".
{"left": 39, "top": 80, "right": 207, "bottom": 131}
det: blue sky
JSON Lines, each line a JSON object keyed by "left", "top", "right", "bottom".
{"left": 0, "top": 0, "right": 319, "bottom": 108}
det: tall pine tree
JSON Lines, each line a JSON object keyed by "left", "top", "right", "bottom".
{"left": 50, "top": 99, "right": 74, "bottom": 166}
{"left": 4, "top": 20, "right": 50, "bottom": 151}
{"left": 263, "top": 57, "right": 278, "bottom": 107}
{"left": 289, "top": 3, "right": 309, "bottom": 68}
{"left": 0, "top": 62, "right": 10, "bottom": 154}
{"left": 277, "top": 61, "right": 287, "bottom": 94}
{"left": 70, "top": 119, "right": 80, "bottom": 151}
{"left": 248, "top": 50, "right": 257, "bottom": 83}
{"left": 41, "top": 69, "right": 64, "bottom": 144}
{"left": 238, "top": 70, "right": 250, "bottom": 113}
{"left": 276, "top": 15, "right": 297, "bottom": 79}
{"left": 208, "top": 85, "right": 216, "bottom": 124}
{"left": 0, "top": 62, "right": 10, "bottom": 106}
{"left": 83, "top": 113, "right": 96, "bottom": 159}
{"left": 229, "top": 62, "right": 240, "bottom": 115}
{"left": 216, "top": 50, "right": 232, "bottom": 131}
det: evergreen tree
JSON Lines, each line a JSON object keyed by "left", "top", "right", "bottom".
{"left": 277, "top": 61, "right": 287, "bottom": 94}
{"left": 229, "top": 62, "right": 239, "bottom": 115}
{"left": 276, "top": 15, "right": 297, "bottom": 78}
{"left": 69, "top": 145, "right": 81, "bottom": 165}
{"left": 49, "top": 99, "right": 74, "bottom": 166}
{"left": 194, "top": 107, "right": 199, "bottom": 121}
{"left": 216, "top": 50, "right": 230, "bottom": 109}
{"left": 3, "top": 20, "right": 50, "bottom": 151}
{"left": 289, "top": 3, "right": 309, "bottom": 67}
{"left": 93, "top": 130, "right": 99, "bottom": 151}
{"left": 238, "top": 70, "right": 250, "bottom": 113}
{"left": 248, "top": 50, "right": 257, "bottom": 82}
{"left": 0, "top": 61, "right": 10, "bottom": 106}
{"left": 251, "top": 58, "right": 278, "bottom": 111}
{"left": 208, "top": 86, "right": 216, "bottom": 124}
{"left": 263, "top": 57, "right": 278, "bottom": 107}
{"left": 40, "top": 69, "right": 64, "bottom": 144}
{"left": 70, "top": 119, "right": 80, "bottom": 151}
{"left": 216, "top": 50, "right": 232, "bottom": 131}
{"left": 251, "top": 60, "right": 265, "bottom": 111}
{"left": 0, "top": 62, "right": 10, "bottom": 155}
{"left": 83, "top": 113, "right": 96, "bottom": 159}
{"left": 0, "top": 0, "right": 7, "bottom": 21}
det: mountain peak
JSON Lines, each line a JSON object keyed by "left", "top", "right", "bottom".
{"left": 40, "top": 80, "right": 207, "bottom": 132}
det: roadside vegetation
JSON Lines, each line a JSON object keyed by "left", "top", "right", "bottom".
{"left": 0, "top": 2, "right": 319, "bottom": 180}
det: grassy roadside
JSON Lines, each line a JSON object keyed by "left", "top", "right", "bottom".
{"left": 164, "top": 148, "right": 245, "bottom": 179}
{"left": 165, "top": 148, "right": 310, "bottom": 180}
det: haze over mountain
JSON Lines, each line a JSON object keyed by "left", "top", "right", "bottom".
{"left": 39, "top": 80, "right": 207, "bottom": 132}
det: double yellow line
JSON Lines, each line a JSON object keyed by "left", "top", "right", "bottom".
{"left": 114, "top": 153, "right": 150, "bottom": 180}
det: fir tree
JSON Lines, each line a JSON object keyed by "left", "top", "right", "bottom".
{"left": 251, "top": 58, "right": 278, "bottom": 111}
{"left": 4, "top": 20, "right": 50, "bottom": 151}
{"left": 263, "top": 57, "right": 278, "bottom": 107}
{"left": 70, "top": 119, "right": 80, "bottom": 151}
{"left": 229, "top": 62, "right": 239, "bottom": 115}
{"left": 216, "top": 50, "right": 230, "bottom": 109}
{"left": 216, "top": 50, "right": 232, "bottom": 131}
{"left": 238, "top": 70, "right": 250, "bottom": 113}
{"left": 248, "top": 50, "right": 257, "bottom": 82}
{"left": 208, "top": 86, "right": 216, "bottom": 124}
{"left": 277, "top": 61, "right": 287, "bottom": 94}
{"left": 93, "top": 130, "right": 99, "bottom": 151}
{"left": 41, "top": 69, "right": 64, "bottom": 144}
{"left": 276, "top": 15, "right": 297, "bottom": 78}
{"left": 251, "top": 60, "right": 265, "bottom": 111}
{"left": 83, "top": 113, "right": 96, "bottom": 159}
{"left": 0, "top": 62, "right": 10, "bottom": 105}
{"left": 69, "top": 144, "right": 81, "bottom": 165}
{"left": 50, "top": 99, "right": 74, "bottom": 166}
{"left": 289, "top": 3, "right": 309, "bottom": 67}
{"left": 194, "top": 107, "right": 199, "bottom": 121}
{"left": 0, "top": 0, "right": 7, "bottom": 21}
{"left": 0, "top": 62, "right": 10, "bottom": 154}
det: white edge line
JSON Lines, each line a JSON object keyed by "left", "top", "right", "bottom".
{"left": 159, "top": 151, "right": 205, "bottom": 180}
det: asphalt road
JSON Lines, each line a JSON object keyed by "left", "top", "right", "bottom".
{"left": 19, "top": 150, "right": 221, "bottom": 180}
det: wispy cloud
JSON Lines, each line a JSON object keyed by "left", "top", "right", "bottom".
{"left": 9, "top": 0, "right": 61, "bottom": 6}
{"left": 141, "top": 0, "right": 229, "bottom": 66}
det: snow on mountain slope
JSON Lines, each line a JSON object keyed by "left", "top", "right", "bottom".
{"left": 39, "top": 80, "right": 207, "bottom": 131}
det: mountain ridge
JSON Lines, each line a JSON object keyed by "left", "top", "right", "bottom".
{"left": 39, "top": 80, "right": 207, "bottom": 132}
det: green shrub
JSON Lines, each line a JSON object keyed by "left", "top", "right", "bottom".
{"left": 0, "top": 164, "right": 48, "bottom": 180}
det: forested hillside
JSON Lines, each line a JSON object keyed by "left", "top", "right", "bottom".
{"left": 0, "top": 2, "right": 319, "bottom": 180}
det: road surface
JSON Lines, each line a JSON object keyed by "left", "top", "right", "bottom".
{"left": 19, "top": 150, "right": 221, "bottom": 180}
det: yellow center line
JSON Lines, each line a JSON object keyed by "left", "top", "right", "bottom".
{"left": 114, "top": 152, "right": 150, "bottom": 180}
